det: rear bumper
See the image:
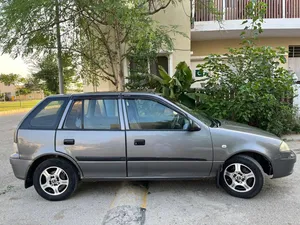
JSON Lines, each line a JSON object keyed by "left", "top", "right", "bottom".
{"left": 10, "top": 153, "right": 32, "bottom": 180}
{"left": 272, "top": 151, "right": 297, "bottom": 179}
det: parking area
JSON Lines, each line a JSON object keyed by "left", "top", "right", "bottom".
{"left": 1, "top": 114, "right": 300, "bottom": 225}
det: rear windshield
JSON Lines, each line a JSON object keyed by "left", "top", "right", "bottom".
{"left": 20, "top": 97, "right": 69, "bottom": 130}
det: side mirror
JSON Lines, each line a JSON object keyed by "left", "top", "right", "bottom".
{"left": 187, "top": 120, "right": 201, "bottom": 131}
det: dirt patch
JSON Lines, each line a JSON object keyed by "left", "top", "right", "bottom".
{"left": 54, "top": 209, "right": 66, "bottom": 220}
{"left": 0, "top": 185, "right": 15, "bottom": 195}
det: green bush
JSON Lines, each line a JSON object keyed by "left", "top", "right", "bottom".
{"left": 197, "top": 45, "right": 298, "bottom": 136}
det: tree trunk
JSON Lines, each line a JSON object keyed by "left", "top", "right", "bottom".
{"left": 115, "top": 24, "right": 125, "bottom": 92}
{"left": 55, "top": 0, "right": 64, "bottom": 94}
{"left": 18, "top": 90, "right": 21, "bottom": 107}
{"left": 118, "top": 69, "right": 125, "bottom": 91}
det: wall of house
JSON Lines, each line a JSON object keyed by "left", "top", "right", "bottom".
{"left": 152, "top": 0, "right": 191, "bottom": 74}
{"left": 191, "top": 37, "right": 300, "bottom": 57}
{"left": 83, "top": 80, "right": 116, "bottom": 92}
{"left": 191, "top": 37, "right": 300, "bottom": 72}
{"left": 0, "top": 82, "right": 16, "bottom": 96}
{"left": 17, "top": 91, "right": 45, "bottom": 101}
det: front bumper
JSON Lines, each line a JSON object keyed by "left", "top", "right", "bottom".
{"left": 10, "top": 153, "right": 32, "bottom": 180}
{"left": 272, "top": 151, "right": 297, "bottom": 179}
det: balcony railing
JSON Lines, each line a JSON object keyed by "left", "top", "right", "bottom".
{"left": 194, "top": 0, "right": 300, "bottom": 22}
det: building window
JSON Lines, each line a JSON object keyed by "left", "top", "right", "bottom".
{"left": 289, "top": 46, "right": 300, "bottom": 57}
{"left": 129, "top": 55, "right": 170, "bottom": 76}
{"left": 150, "top": 56, "right": 169, "bottom": 75}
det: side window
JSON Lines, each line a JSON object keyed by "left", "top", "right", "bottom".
{"left": 125, "top": 99, "right": 189, "bottom": 130}
{"left": 63, "top": 100, "right": 83, "bottom": 129}
{"left": 64, "top": 99, "right": 120, "bottom": 130}
{"left": 85, "top": 99, "right": 120, "bottom": 130}
{"left": 28, "top": 99, "right": 67, "bottom": 129}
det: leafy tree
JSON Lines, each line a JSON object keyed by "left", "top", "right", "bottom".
{"left": 0, "top": 0, "right": 77, "bottom": 93}
{"left": 15, "top": 76, "right": 41, "bottom": 96}
{"left": 22, "top": 76, "right": 42, "bottom": 92}
{"left": 32, "top": 54, "right": 76, "bottom": 94}
{"left": 125, "top": 0, "right": 221, "bottom": 91}
{"left": 0, "top": 0, "right": 190, "bottom": 92}
{"left": 0, "top": 73, "right": 19, "bottom": 86}
{"left": 73, "top": 0, "right": 186, "bottom": 91}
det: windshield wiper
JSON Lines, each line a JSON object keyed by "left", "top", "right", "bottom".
{"left": 215, "top": 119, "right": 221, "bottom": 127}
{"left": 211, "top": 118, "right": 221, "bottom": 127}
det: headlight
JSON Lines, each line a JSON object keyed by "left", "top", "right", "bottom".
{"left": 280, "top": 141, "right": 291, "bottom": 152}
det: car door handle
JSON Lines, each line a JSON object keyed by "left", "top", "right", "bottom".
{"left": 134, "top": 139, "right": 145, "bottom": 146}
{"left": 64, "top": 139, "right": 75, "bottom": 145}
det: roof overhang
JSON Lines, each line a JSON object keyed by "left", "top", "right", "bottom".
{"left": 191, "top": 18, "right": 300, "bottom": 41}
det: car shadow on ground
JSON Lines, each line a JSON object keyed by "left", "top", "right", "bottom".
{"left": 72, "top": 181, "right": 122, "bottom": 199}
{"left": 146, "top": 176, "right": 296, "bottom": 201}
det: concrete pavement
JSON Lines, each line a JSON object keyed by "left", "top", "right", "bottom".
{"left": 145, "top": 163, "right": 300, "bottom": 225}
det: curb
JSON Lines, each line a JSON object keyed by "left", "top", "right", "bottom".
{"left": 282, "top": 136, "right": 300, "bottom": 142}
{"left": 292, "top": 148, "right": 300, "bottom": 153}
{"left": 102, "top": 181, "right": 148, "bottom": 225}
{"left": 0, "top": 108, "right": 31, "bottom": 116}
{"left": 281, "top": 133, "right": 300, "bottom": 141}
{"left": 102, "top": 206, "right": 146, "bottom": 225}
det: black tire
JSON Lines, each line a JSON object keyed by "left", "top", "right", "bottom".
{"left": 33, "top": 158, "right": 79, "bottom": 201}
{"left": 220, "top": 155, "right": 264, "bottom": 199}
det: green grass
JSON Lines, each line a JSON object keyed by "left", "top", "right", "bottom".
{"left": 0, "top": 100, "right": 41, "bottom": 112}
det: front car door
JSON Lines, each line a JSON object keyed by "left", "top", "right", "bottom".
{"left": 56, "top": 95, "right": 126, "bottom": 178}
{"left": 123, "top": 95, "right": 213, "bottom": 178}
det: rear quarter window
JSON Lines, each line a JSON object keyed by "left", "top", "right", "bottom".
{"left": 20, "top": 97, "right": 69, "bottom": 130}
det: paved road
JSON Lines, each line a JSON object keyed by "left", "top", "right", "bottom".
{"left": 0, "top": 113, "right": 300, "bottom": 225}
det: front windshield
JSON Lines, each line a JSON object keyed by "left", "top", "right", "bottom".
{"left": 174, "top": 102, "right": 214, "bottom": 127}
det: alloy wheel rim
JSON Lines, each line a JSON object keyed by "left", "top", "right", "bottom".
{"left": 39, "top": 166, "right": 69, "bottom": 196}
{"left": 223, "top": 163, "right": 256, "bottom": 193}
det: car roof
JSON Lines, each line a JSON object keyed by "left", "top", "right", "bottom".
{"left": 47, "top": 92, "right": 160, "bottom": 98}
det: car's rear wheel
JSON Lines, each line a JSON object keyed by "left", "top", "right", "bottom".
{"left": 33, "top": 158, "right": 78, "bottom": 201}
{"left": 220, "top": 155, "right": 264, "bottom": 199}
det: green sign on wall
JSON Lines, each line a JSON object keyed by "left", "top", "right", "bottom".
{"left": 195, "top": 69, "right": 207, "bottom": 77}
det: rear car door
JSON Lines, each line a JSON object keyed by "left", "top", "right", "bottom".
{"left": 56, "top": 95, "right": 126, "bottom": 178}
{"left": 123, "top": 96, "right": 213, "bottom": 178}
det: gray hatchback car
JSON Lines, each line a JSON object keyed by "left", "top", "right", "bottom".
{"left": 10, "top": 92, "right": 296, "bottom": 201}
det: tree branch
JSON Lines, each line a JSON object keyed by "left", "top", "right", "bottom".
{"left": 19, "top": 17, "right": 74, "bottom": 37}
{"left": 145, "top": 0, "right": 173, "bottom": 15}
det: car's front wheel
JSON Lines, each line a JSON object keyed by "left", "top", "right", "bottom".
{"left": 33, "top": 158, "right": 78, "bottom": 201}
{"left": 220, "top": 155, "right": 264, "bottom": 199}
